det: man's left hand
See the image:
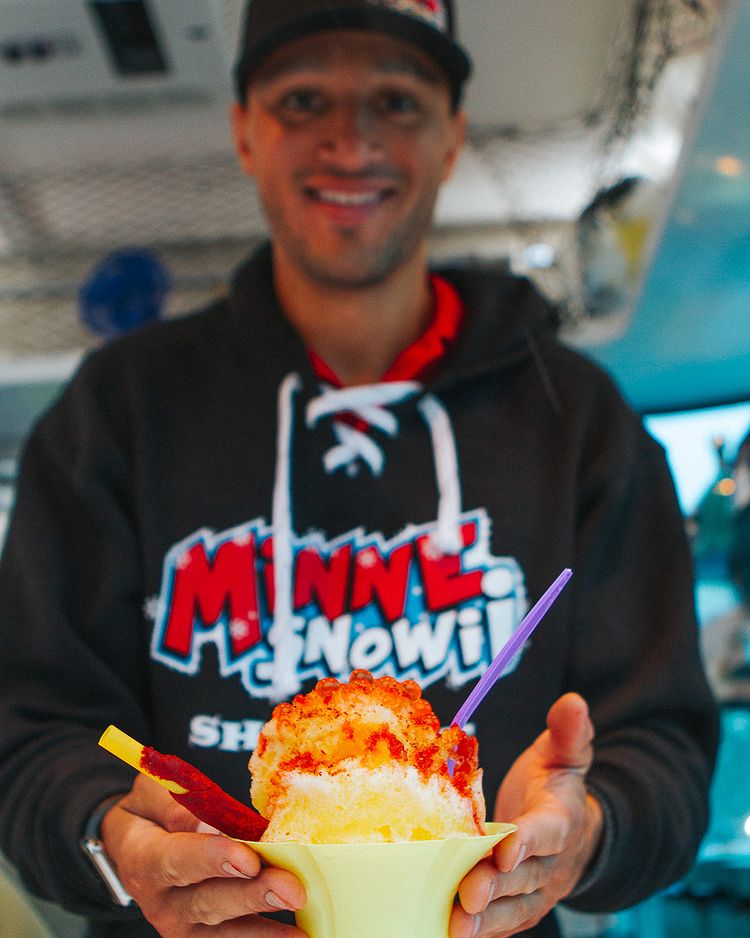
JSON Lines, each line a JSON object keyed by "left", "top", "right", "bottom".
{"left": 450, "top": 693, "right": 603, "bottom": 937}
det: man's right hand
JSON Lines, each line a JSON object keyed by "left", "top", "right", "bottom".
{"left": 101, "top": 774, "right": 307, "bottom": 936}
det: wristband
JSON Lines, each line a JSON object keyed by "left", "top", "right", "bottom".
{"left": 79, "top": 794, "right": 133, "bottom": 907}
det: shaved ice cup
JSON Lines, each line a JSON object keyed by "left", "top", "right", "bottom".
{"left": 243, "top": 822, "right": 516, "bottom": 938}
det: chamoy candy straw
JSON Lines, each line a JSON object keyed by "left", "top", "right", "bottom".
{"left": 452, "top": 568, "right": 573, "bottom": 729}
{"left": 99, "top": 726, "right": 268, "bottom": 841}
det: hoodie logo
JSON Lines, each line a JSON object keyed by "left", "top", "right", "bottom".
{"left": 150, "top": 509, "right": 526, "bottom": 697}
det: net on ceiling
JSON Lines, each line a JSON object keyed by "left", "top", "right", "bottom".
{"left": 0, "top": 0, "right": 723, "bottom": 360}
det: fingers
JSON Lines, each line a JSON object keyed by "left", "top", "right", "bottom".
{"left": 177, "top": 865, "right": 306, "bottom": 925}
{"left": 451, "top": 854, "right": 558, "bottom": 938}
{"left": 121, "top": 826, "right": 305, "bottom": 916}
{"left": 450, "top": 888, "right": 544, "bottom": 938}
{"left": 454, "top": 852, "right": 550, "bottom": 915}
{"left": 455, "top": 859, "right": 500, "bottom": 916}
{"left": 452, "top": 795, "right": 605, "bottom": 937}
{"left": 192, "top": 918, "right": 305, "bottom": 937}
{"left": 117, "top": 774, "right": 205, "bottom": 833}
{"left": 451, "top": 693, "right": 599, "bottom": 937}
{"left": 123, "top": 830, "right": 306, "bottom": 932}
{"left": 494, "top": 802, "right": 575, "bottom": 872}
{"left": 100, "top": 776, "right": 307, "bottom": 934}
{"left": 150, "top": 831, "right": 264, "bottom": 888}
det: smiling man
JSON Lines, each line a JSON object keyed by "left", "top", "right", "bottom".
{"left": 0, "top": 3, "right": 718, "bottom": 938}
{"left": 234, "top": 32, "right": 462, "bottom": 284}
{"left": 230, "top": 9, "right": 467, "bottom": 385}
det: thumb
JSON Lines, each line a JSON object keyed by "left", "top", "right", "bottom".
{"left": 545, "top": 693, "right": 595, "bottom": 772}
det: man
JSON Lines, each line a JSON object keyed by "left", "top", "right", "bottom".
{"left": 0, "top": 2, "right": 717, "bottom": 936}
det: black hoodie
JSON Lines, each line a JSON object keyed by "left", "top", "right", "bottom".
{"left": 0, "top": 244, "right": 717, "bottom": 936}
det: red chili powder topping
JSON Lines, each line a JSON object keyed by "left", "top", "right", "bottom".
{"left": 260, "top": 670, "right": 480, "bottom": 795}
{"left": 415, "top": 743, "right": 439, "bottom": 777}
{"left": 365, "top": 727, "right": 407, "bottom": 761}
{"left": 280, "top": 750, "right": 319, "bottom": 774}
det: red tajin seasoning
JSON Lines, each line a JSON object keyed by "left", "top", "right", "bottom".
{"left": 140, "top": 747, "right": 268, "bottom": 841}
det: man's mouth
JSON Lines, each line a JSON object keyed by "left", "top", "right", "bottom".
{"left": 311, "top": 189, "right": 387, "bottom": 206}
{"left": 304, "top": 183, "right": 397, "bottom": 208}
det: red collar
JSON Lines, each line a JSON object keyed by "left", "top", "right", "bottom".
{"left": 308, "top": 274, "right": 465, "bottom": 387}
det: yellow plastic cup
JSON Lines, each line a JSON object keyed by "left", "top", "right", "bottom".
{"left": 245, "top": 822, "right": 516, "bottom": 938}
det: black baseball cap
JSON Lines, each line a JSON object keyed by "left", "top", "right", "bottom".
{"left": 234, "top": 0, "right": 472, "bottom": 108}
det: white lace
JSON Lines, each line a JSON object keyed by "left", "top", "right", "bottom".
{"left": 266, "top": 373, "right": 305, "bottom": 701}
{"left": 417, "top": 394, "right": 464, "bottom": 555}
{"left": 266, "top": 373, "right": 463, "bottom": 700}
{"left": 307, "top": 381, "right": 421, "bottom": 475}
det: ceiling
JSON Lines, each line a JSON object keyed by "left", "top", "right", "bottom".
{"left": 580, "top": 0, "right": 750, "bottom": 414}
{"left": 0, "top": 0, "right": 747, "bottom": 445}
{"left": 0, "top": 0, "right": 629, "bottom": 227}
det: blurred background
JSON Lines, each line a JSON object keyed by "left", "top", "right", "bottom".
{"left": 1, "top": 1, "right": 749, "bottom": 935}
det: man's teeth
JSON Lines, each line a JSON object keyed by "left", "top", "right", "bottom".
{"left": 315, "top": 190, "right": 383, "bottom": 206}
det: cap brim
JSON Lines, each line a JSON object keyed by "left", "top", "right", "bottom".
{"left": 235, "top": 6, "right": 472, "bottom": 103}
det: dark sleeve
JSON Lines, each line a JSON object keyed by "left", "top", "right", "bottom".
{"left": 564, "top": 410, "right": 719, "bottom": 912}
{"left": 0, "top": 357, "right": 150, "bottom": 921}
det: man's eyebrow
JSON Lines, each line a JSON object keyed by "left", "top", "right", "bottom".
{"left": 375, "top": 57, "right": 441, "bottom": 85}
{"left": 253, "top": 54, "right": 441, "bottom": 87}
{"left": 252, "top": 57, "right": 328, "bottom": 84}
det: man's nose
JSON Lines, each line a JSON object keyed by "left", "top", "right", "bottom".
{"left": 318, "top": 100, "right": 383, "bottom": 168}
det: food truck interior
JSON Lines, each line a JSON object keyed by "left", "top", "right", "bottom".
{"left": 1, "top": 1, "right": 749, "bottom": 935}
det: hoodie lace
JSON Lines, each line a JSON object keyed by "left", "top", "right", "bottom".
{"left": 266, "top": 373, "right": 463, "bottom": 700}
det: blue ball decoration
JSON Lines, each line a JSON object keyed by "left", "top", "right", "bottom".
{"left": 79, "top": 249, "right": 172, "bottom": 339}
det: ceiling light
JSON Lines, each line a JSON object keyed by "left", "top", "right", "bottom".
{"left": 524, "top": 243, "right": 556, "bottom": 270}
{"left": 714, "top": 156, "right": 744, "bottom": 177}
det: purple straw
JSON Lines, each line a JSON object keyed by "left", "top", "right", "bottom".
{"left": 451, "top": 568, "right": 573, "bottom": 729}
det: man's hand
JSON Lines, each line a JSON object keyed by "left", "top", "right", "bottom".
{"left": 450, "top": 693, "right": 603, "bottom": 937}
{"left": 101, "top": 774, "right": 307, "bottom": 936}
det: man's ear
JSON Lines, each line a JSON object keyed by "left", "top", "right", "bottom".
{"left": 441, "top": 108, "right": 468, "bottom": 184}
{"left": 230, "top": 102, "right": 256, "bottom": 176}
